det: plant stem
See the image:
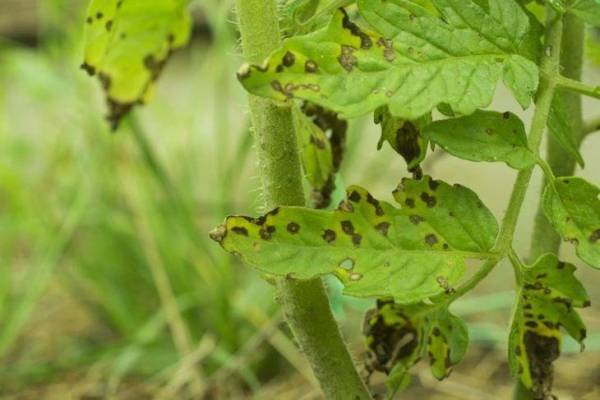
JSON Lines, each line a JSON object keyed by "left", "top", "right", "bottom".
{"left": 530, "top": 13, "right": 585, "bottom": 260}
{"left": 234, "top": 1, "right": 372, "bottom": 398}
{"left": 513, "top": 6, "right": 568, "bottom": 400}
{"left": 495, "top": 10, "right": 563, "bottom": 256}
{"left": 556, "top": 76, "right": 600, "bottom": 100}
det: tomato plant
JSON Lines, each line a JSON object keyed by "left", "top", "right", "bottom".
{"left": 82, "top": 0, "right": 600, "bottom": 399}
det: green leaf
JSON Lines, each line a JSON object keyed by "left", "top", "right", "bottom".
{"left": 547, "top": 91, "right": 585, "bottom": 167}
{"left": 82, "top": 0, "right": 191, "bottom": 129}
{"left": 568, "top": 0, "right": 600, "bottom": 26}
{"left": 542, "top": 177, "right": 600, "bottom": 268}
{"left": 508, "top": 253, "right": 589, "bottom": 397}
{"left": 363, "top": 300, "right": 469, "bottom": 392}
{"left": 422, "top": 110, "right": 536, "bottom": 169}
{"left": 210, "top": 176, "right": 498, "bottom": 303}
{"left": 292, "top": 106, "right": 335, "bottom": 208}
{"left": 374, "top": 107, "right": 430, "bottom": 172}
{"left": 237, "top": 1, "right": 539, "bottom": 121}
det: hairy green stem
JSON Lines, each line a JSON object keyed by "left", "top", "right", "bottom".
{"left": 234, "top": 1, "right": 372, "bottom": 398}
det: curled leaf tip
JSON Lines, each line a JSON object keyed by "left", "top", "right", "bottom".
{"left": 209, "top": 225, "right": 227, "bottom": 243}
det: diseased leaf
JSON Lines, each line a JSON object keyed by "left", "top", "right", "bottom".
{"left": 210, "top": 176, "right": 498, "bottom": 303}
{"left": 237, "top": 1, "right": 539, "bottom": 121}
{"left": 363, "top": 299, "right": 468, "bottom": 393}
{"left": 508, "top": 253, "right": 590, "bottom": 398}
{"left": 542, "top": 177, "right": 600, "bottom": 268}
{"left": 422, "top": 110, "right": 536, "bottom": 169}
{"left": 547, "top": 91, "right": 585, "bottom": 167}
{"left": 292, "top": 106, "right": 335, "bottom": 208}
{"left": 280, "top": 0, "right": 354, "bottom": 36}
{"left": 569, "top": 0, "right": 600, "bottom": 26}
{"left": 375, "top": 106, "right": 430, "bottom": 173}
{"left": 82, "top": 0, "right": 191, "bottom": 129}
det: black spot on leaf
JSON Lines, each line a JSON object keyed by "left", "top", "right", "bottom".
{"left": 305, "top": 60, "right": 319, "bottom": 73}
{"left": 282, "top": 51, "right": 296, "bottom": 67}
{"left": 287, "top": 222, "right": 300, "bottom": 233}
{"left": 341, "top": 220, "right": 354, "bottom": 234}
{"left": 375, "top": 222, "right": 390, "bottom": 236}
{"left": 425, "top": 234, "right": 438, "bottom": 246}
{"left": 409, "top": 215, "right": 424, "bottom": 225}
{"left": 420, "top": 192, "right": 437, "bottom": 208}
{"left": 322, "top": 229, "right": 336, "bottom": 243}
{"left": 232, "top": 226, "right": 248, "bottom": 236}
{"left": 348, "top": 190, "right": 361, "bottom": 203}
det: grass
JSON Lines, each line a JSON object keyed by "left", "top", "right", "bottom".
{"left": 1, "top": 1, "right": 600, "bottom": 399}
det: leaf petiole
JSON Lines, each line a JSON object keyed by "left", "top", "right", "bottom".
{"left": 555, "top": 75, "right": 600, "bottom": 100}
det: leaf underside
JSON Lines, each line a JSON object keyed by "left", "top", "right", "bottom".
{"left": 237, "top": 0, "right": 539, "bottom": 120}
{"left": 542, "top": 177, "right": 600, "bottom": 269}
{"left": 82, "top": 0, "right": 191, "bottom": 129}
{"left": 422, "top": 110, "right": 535, "bottom": 169}
{"left": 508, "top": 253, "right": 589, "bottom": 398}
{"left": 210, "top": 176, "right": 498, "bottom": 303}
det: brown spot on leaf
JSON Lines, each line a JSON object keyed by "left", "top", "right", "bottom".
{"left": 425, "top": 234, "right": 438, "bottom": 246}
{"left": 341, "top": 9, "right": 372, "bottom": 49}
{"left": 282, "top": 51, "right": 295, "bottom": 67}
{"left": 523, "top": 331, "right": 560, "bottom": 399}
{"left": 322, "top": 229, "right": 336, "bottom": 243}
{"left": 287, "top": 222, "right": 300, "bottom": 234}
{"left": 428, "top": 179, "right": 440, "bottom": 191}
{"left": 305, "top": 60, "right": 319, "bottom": 73}
{"left": 352, "top": 234, "right": 362, "bottom": 246}
{"left": 80, "top": 62, "right": 96, "bottom": 76}
{"left": 376, "top": 222, "right": 390, "bottom": 236}
{"left": 341, "top": 220, "right": 354, "bottom": 234}
{"left": 232, "top": 226, "right": 248, "bottom": 236}
{"left": 348, "top": 190, "right": 362, "bottom": 203}
{"left": 338, "top": 45, "right": 357, "bottom": 72}
{"left": 409, "top": 215, "right": 424, "bottom": 225}
{"left": 420, "top": 192, "right": 437, "bottom": 208}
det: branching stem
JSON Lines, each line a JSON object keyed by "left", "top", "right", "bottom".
{"left": 450, "top": 9, "right": 564, "bottom": 309}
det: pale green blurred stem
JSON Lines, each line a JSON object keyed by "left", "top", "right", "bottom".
{"left": 234, "top": 0, "right": 372, "bottom": 398}
{"left": 515, "top": 10, "right": 581, "bottom": 400}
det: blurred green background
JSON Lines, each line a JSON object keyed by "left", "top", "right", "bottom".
{"left": 1, "top": 1, "right": 600, "bottom": 399}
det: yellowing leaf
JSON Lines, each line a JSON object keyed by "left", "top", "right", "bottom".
{"left": 82, "top": 0, "right": 191, "bottom": 129}
{"left": 542, "top": 177, "right": 600, "bottom": 268}
{"left": 363, "top": 299, "right": 468, "bottom": 394}
{"left": 508, "top": 254, "right": 589, "bottom": 398}
{"left": 210, "top": 176, "right": 498, "bottom": 303}
{"left": 237, "top": 1, "right": 538, "bottom": 120}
